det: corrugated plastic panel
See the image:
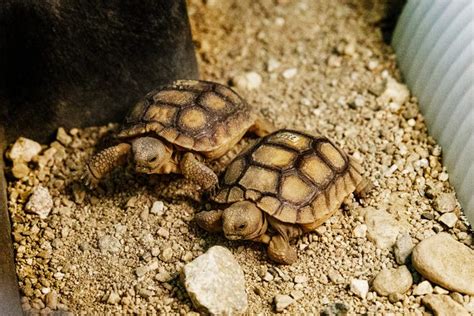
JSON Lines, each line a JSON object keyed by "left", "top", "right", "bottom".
{"left": 392, "top": 0, "right": 474, "bottom": 224}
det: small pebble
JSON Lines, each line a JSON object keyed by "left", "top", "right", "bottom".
{"left": 160, "top": 247, "right": 174, "bottom": 262}
{"left": 150, "top": 201, "right": 165, "bottom": 215}
{"left": 98, "top": 235, "right": 121, "bottom": 254}
{"left": 25, "top": 186, "right": 53, "bottom": 219}
{"left": 282, "top": 68, "right": 298, "bottom": 79}
{"left": 434, "top": 193, "right": 456, "bottom": 213}
{"left": 274, "top": 294, "right": 294, "bottom": 312}
{"left": 232, "top": 71, "right": 262, "bottom": 90}
{"left": 413, "top": 281, "right": 433, "bottom": 296}
{"left": 353, "top": 224, "right": 367, "bottom": 238}
{"left": 350, "top": 279, "right": 369, "bottom": 299}
{"left": 438, "top": 212, "right": 457, "bottom": 228}
{"left": 294, "top": 275, "right": 307, "bottom": 284}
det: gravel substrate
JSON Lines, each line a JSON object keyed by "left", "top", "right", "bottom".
{"left": 6, "top": 0, "right": 473, "bottom": 314}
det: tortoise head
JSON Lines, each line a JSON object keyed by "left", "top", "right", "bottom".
{"left": 222, "top": 201, "right": 266, "bottom": 240}
{"left": 131, "top": 137, "right": 171, "bottom": 174}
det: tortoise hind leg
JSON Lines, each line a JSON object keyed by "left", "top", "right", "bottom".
{"left": 248, "top": 117, "right": 275, "bottom": 137}
{"left": 180, "top": 152, "right": 218, "bottom": 192}
{"left": 83, "top": 143, "right": 131, "bottom": 188}
{"left": 267, "top": 234, "right": 297, "bottom": 265}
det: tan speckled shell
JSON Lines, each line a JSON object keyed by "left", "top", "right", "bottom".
{"left": 212, "top": 129, "right": 365, "bottom": 224}
{"left": 118, "top": 80, "right": 255, "bottom": 152}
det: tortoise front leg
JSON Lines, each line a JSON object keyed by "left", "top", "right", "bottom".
{"left": 195, "top": 209, "right": 223, "bottom": 233}
{"left": 267, "top": 234, "right": 297, "bottom": 265}
{"left": 83, "top": 143, "right": 131, "bottom": 188}
{"left": 180, "top": 152, "right": 218, "bottom": 192}
{"left": 248, "top": 117, "right": 275, "bottom": 137}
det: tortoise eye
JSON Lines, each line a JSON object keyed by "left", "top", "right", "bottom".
{"left": 148, "top": 156, "right": 158, "bottom": 163}
{"left": 238, "top": 223, "right": 246, "bottom": 229}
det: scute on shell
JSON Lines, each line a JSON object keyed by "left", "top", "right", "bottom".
{"left": 118, "top": 80, "right": 255, "bottom": 152}
{"left": 213, "top": 129, "right": 365, "bottom": 224}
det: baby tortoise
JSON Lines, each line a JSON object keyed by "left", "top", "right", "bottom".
{"left": 196, "top": 129, "right": 372, "bottom": 264}
{"left": 83, "top": 80, "right": 273, "bottom": 191}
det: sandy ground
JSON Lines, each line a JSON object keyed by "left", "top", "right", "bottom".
{"left": 6, "top": 0, "right": 473, "bottom": 315}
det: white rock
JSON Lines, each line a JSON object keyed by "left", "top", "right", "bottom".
{"left": 353, "top": 224, "right": 367, "bottom": 238}
{"left": 393, "top": 232, "right": 414, "bottom": 264}
{"left": 434, "top": 193, "right": 456, "bottom": 213}
{"left": 364, "top": 207, "right": 400, "bottom": 249}
{"left": 350, "top": 279, "right": 369, "bottom": 299}
{"left": 294, "top": 275, "right": 308, "bottom": 284}
{"left": 433, "top": 286, "right": 449, "bottom": 295}
{"left": 379, "top": 75, "right": 410, "bottom": 105}
{"left": 282, "top": 68, "right": 298, "bottom": 79}
{"left": 438, "top": 212, "right": 458, "bottom": 228}
{"left": 266, "top": 58, "right": 280, "bottom": 72}
{"left": 98, "top": 235, "right": 121, "bottom": 254}
{"left": 412, "top": 233, "right": 474, "bottom": 295}
{"left": 232, "top": 72, "right": 262, "bottom": 90}
{"left": 413, "top": 281, "right": 433, "bottom": 296}
{"left": 150, "top": 201, "right": 165, "bottom": 215}
{"left": 422, "top": 294, "right": 469, "bottom": 316}
{"left": 107, "top": 291, "right": 121, "bottom": 304}
{"left": 8, "top": 137, "right": 42, "bottom": 162}
{"left": 181, "top": 246, "right": 247, "bottom": 315}
{"left": 274, "top": 294, "right": 294, "bottom": 312}
{"left": 372, "top": 266, "right": 413, "bottom": 296}
{"left": 56, "top": 127, "right": 72, "bottom": 145}
{"left": 25, "top": 186, "right": 53, "bottom": 219}
{"left": 290, "top": 290, "right": 304, "bottom": 301}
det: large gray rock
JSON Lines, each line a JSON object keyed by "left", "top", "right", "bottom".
{"left": 412, "top": 233, "right": 474, "bottom": 295}
{"left": 372, "top": 266, "right": 413, "bottom": 296}
{"left": 422, "top": 294, "right": 469, "bottom": 316}
{"left": 364, "top": 208, "right": 400, "bottom": 249}
{"left": 181, "top": 246, "right": 247, "bottom": 315}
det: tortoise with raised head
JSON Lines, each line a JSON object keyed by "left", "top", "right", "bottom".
{"left": 83, "top": 80, "right": 273, "bottom": 190}
{"left": 195, "top": 129, "right": 372, "bottom": 264}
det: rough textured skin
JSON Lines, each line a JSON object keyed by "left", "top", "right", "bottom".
{"left": 118, "top": 80, "right": 256, "bottom": 153}
{"left": 180, "top": 152, "right": 219, "bottom": 191}
{"left": 213, "top": 129, "right": 366, "bottom": 224}
{"left": 83, "top": 143, "right": 131, "bottom": 187}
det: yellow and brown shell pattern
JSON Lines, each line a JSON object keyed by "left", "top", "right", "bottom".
{"left": 212, "top": 129, "right": 365, "bottom": 224}
{"left": 118, "top": 80, "right": 254, "bottom": 152}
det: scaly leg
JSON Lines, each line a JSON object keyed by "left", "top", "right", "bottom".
{"left": 83, "top": 143, "right": 131, "bottom": 188}
{"left": 267, "top": 234, "right": 297, "bottom": 265}
{"left": 180, "top": 152, "right": 218, "bottom": 192}
{"left": 195, "top": 210, "right": 223, "bottom": 233}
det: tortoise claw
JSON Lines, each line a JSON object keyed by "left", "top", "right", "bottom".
{"left": 81, "top": 168, "right": 99, "bottom": 190}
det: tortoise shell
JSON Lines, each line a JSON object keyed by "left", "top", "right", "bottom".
{"left": 118, "top": 80, "right": 255, "bottom": 152}
{"left": 212, "top": 129, "right": 365, "bottom": 224}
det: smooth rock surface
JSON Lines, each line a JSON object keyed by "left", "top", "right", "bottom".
{"left": 8, "top": 137, "right": 42, "bottom": 162}
{"left": 182, "top": 246, "right": 247, "bottom": 315}
{"left": 274, "top": 294, "right": 294, "bottom": 312}
{"left": 412, "top": 233, "right": 474, "bottom": 295}
{"left": 438, "top": 212, "right": 458, "bottom": 228}
{"left": 393, "top": 232, "right": 414, "bottom": 264}
{"left": 350, "top": 279, "right": 369, "bottom": 299}
{"left": 413, "top": 280, "right": 433, "bottom": 296}
{"left": 422, "top": 294, "right": 469, "bottom": 316}
{"left": 364, "top": 208, "right": 400, "bottom": 249}
{"left": 434, "top": 193, "right": 457, "bottom": 213}
{"left": 372, "top": 266, "right": 413, "bottom": 296}
{"left": 25, "top": 186, "right": 53, "bottom": 219}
